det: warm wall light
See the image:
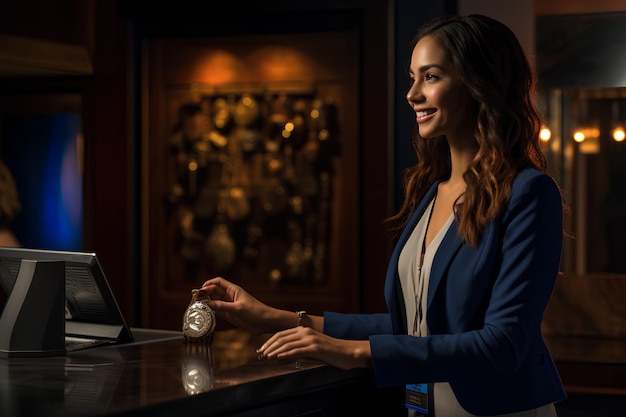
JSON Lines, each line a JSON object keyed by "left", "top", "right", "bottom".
{"left": 572, "top": 127, "right": 600, "bottom": 143}
{"left": 612, "top": 125, "right": 625, "bottom": 142}
{"left": 539, "top": 126, "right": 551, "bottom": 142}
{"left": 574, "top": 127, "right": 601, "bottom": 154}
{"left": 573, "top": 130, "right": 586, "bottom": 142}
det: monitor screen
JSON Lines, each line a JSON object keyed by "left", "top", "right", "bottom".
{"left": 0, "top": 247, "right": 133, "bottom": 344}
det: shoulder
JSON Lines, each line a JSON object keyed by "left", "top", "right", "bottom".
{"left": 511, "top": 167, "right": 560, "bottom": 199}
{"left": 505, "top": 167, "right": 562, "bottom": 220}
{"left": 512, "top": 166, "right": 555, "bottom": 185}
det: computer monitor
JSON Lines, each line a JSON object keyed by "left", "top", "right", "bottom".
{"left": 0, "top": 247, "right": 133, "bottom": 356}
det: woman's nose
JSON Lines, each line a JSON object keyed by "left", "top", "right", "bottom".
{"left": 406, "top": 83, "right": 423, "bottom": 104}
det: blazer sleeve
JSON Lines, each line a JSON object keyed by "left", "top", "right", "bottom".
{"left": 323, "top": 312, "right": 393, "bottom": 339}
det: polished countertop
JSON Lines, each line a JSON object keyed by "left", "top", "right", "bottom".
{"left": 4, "top": 328, "right": 622, "bottom": 417}
{"left": 0, "top": 328, "right": 371, "bottom": 417}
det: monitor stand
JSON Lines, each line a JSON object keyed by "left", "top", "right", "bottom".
{"left": 0, "top": 260, "right": 65, "bottom": 357}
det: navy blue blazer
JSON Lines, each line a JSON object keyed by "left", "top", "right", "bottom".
{"left": 323, "top": 168, "right": 567, "bottom": 415}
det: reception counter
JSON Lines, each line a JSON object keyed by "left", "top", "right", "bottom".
{"left": 0, "top": 328, "right": 395, "bottom": 417}
{"left": 3, "top": 327, "right": 622, "bottom": 417}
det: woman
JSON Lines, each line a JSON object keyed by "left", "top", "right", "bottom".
{"left": 201, "top": 14, "right": 567, "bottom": 416}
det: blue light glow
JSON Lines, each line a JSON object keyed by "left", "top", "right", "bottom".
{"left": 2, "top": 113, "right": 83, "bottom": 250}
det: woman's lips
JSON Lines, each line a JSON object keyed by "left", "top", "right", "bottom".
{"left": 416, "top": 109, "right": 436, "bottom": 123}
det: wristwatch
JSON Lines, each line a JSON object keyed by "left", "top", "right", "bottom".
{"left": 183, "top": 289, "right": 216, "bottom": 342}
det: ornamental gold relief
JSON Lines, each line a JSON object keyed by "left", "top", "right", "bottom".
{"left": 165, "top": 87, "right": 340, "bottom": 285}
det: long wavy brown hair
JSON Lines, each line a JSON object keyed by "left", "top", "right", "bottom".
{"left": 387, "top": 14, "right": 553, "bottom": 247}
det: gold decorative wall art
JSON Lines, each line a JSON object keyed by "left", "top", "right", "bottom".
{"left": 144, "top": 30, "right": 361, "bottom": 330}
{"left": 164, "top": 87, "right": 341, "bottom": 285}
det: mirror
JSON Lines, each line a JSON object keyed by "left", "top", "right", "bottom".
{"left": 537, "top": 11, "right": 626, "bottom": 278}
{"left": 541, "top": 88, "right": 626, "bottom": 276}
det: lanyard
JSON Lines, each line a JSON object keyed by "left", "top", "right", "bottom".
{"left": 412, "top": 194, "right": 436, "bottom": 336}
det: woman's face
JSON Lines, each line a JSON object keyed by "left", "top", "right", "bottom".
{"left": 406, "top": 34, "right": 473, "bottom": 141}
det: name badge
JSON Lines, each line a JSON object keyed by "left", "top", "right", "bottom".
{"left": 406, "top": 383, "right": 429, "bottom": 414}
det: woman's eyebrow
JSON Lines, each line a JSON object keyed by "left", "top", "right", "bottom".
{"left": 418, "top": 64, "right": 445, "bottom": 72}
{"left": 408, "top": 63, "right": 446, "bottom": 76}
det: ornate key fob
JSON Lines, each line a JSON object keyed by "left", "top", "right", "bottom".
{"left": 183, "top": 289, "right": 216, "bottom": 342}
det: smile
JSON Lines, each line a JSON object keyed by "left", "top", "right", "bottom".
{"left": 416, "top": 109, "right": 436, "bottom": 123}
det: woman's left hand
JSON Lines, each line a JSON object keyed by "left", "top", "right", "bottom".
{"left": 256, "top": 326, "right": 372, "bottom": 370}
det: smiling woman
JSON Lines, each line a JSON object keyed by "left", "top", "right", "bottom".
{"left": 197, "top": 14, "right": 568, "bottom": 417}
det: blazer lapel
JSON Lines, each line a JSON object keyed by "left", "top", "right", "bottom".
{"left": 427, "top": 222, "right": 463, "bottom": 311}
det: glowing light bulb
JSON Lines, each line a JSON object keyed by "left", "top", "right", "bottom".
{"left": 539, "top": 127, "right": 551, "bottom": 142}
{"left": 573, "top": 131, "right": 586, "bottom": 142}
{"left": 612, "top": 125, "right": 625, "bottom": 142}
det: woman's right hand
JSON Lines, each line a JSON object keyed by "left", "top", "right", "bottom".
{"left": 200, "top": 277, "right": 285, "bottom": 334}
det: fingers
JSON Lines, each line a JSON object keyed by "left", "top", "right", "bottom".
{"left": 201, "top": 277, "right": 234, "bottom": 300}
{"left": 201, "top": 276, "right": 227, "bottom": 290}
{"left": 206, "top": 298, "right": 237, "bottom": 313}
{"left": 257, "top": 327, "right": 308, "bottom": 360}
{"left": 203, "top": 284, "right": 226, "bottom": 300}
